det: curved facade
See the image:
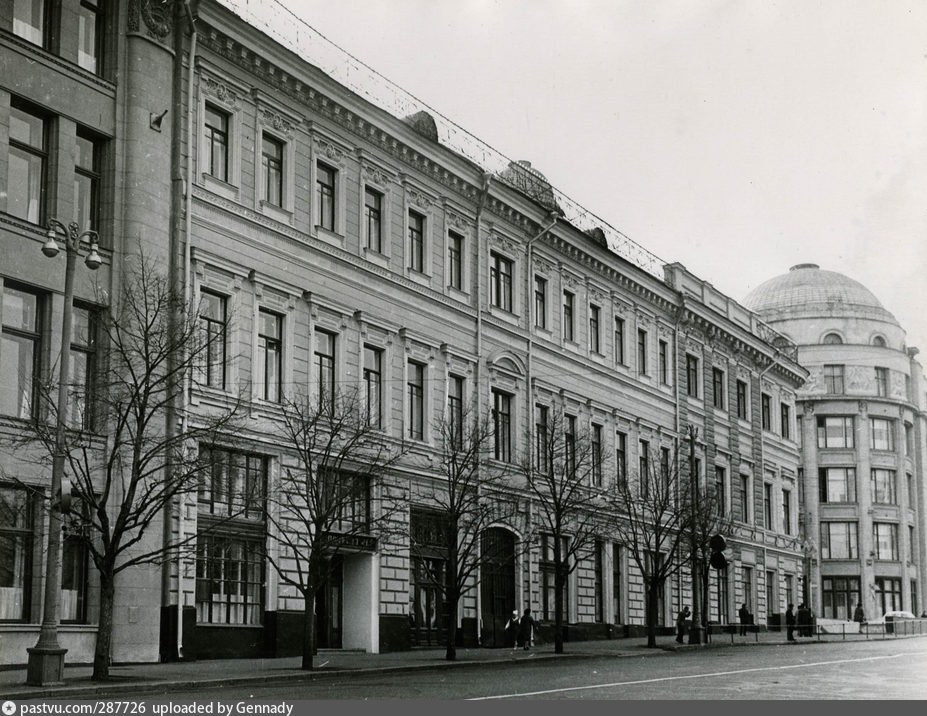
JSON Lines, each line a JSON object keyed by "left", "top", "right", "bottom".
{"left": 745, "top": 264, "right": 927, "bottom": 621}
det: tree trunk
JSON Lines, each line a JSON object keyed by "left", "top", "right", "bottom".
{"left": 554, "top": 563, "right": 565, "bottom": 653}
{"left": 646, "top": 580, "right": 658, "bottom": 648}
{"left": 301, "top": 592, "right": 316, "bottom": 671}
{"left": 92, "top": 571, "right": 116, "bottom": 680}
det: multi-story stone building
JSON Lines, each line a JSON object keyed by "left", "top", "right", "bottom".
{"left": 745, "top": 264, "right": 926, "bottom": 621}
{"left": 1, "top": 0, "right": 806, "bottom": 665}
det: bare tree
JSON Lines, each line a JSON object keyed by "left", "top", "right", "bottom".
{"left": 519, "top": 405, "right": 607, "bottom": 654}
{"left": 264, "top": 387, "right": 405, "bottom": 670}
{"left": 4, "top": 256, "right": 242, "bottom": 680}
{"left": 610, "top": 444, "right": 690, "bottom": 647}
{"left": 409, "top": 402, "right": 515, "bottom": 660}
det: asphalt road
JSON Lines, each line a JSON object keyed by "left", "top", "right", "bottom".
{"left": 138, "top": 638, "right": 927, "bottom": 700}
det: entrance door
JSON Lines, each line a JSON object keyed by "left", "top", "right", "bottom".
{"left": 316, "top": 557, "right": 343, "bottom": 648}
{"left": 410, "top": 556, "right": 446, "bottom": 646}
{"left": 480, "top": 528, "right": 516, "bottom": 647}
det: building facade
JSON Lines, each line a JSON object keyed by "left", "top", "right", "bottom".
{"left": 1, "top": 0, "right": 806, "bottom": 666}
{"left": 745, "top": 264, "right": 927, "bottom": 621}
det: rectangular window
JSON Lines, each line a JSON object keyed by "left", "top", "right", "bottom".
{"left": 819, "top": 468, "right": 857, "bottom": 503}
{"left": 408, "top": 210, "right": 425, "bottom": 272}
{"left": 316, "top": 163, "right": 336, "bottom": 231}
{"left": 870, "top": 418, "right": 894, "bottom": 451}
{"left": 820, "top": 522, "right": 859, "bottom": 560}
{"left": 77, "top": 0, "right": 104, "bottom": 74}
{"left": 717, "top": 569, "right": 730, "bottom": 624}
{"left": 12, "top": 0, "right": 45, "bottom": 46}
{"left": 911, "top": 580, "right": 919, "bottom": 618}
{"left": 447, "top": 374, "right": 464, "bottom": 447}
{"left": 742, "top": 566, "right": 754, "bottom": 612}
{"left": 766, "top": 570, "right": 777, "bottom": 617}
{"left": 714, "top": 466, "right": 726, "bottom": 515}
{"left": 639, "top": 439, "right": 650, "bottom": 497}
{"left": 261, "top": 135, "right": 284, "bottom": 207}
{"left": 489, "top": 253, "right": 513, "bottom": 312}
{"left": 407, "top": 361, "right": 424, "bottom": 441}
{"left": 908, "top": 473, "right": 916, "bottom": 507}
{"left": 874, "top": 577, "right": 902, "bottom": 616}
{"left": 660, "top": 447, "right": 671, "bottom": 493}
{"left": 363, "top": 345, "right": 382, "bottom": 429}
{"left": 739, "top": 474, "right": 750, "bottom": 523}
{"left": 535, "top": 404, "right": 549, "bottom": 472}
{"left": 686, "top": 354, "right": 699, "bottom": 398}
{"left": 314, "top": 330, "right": 336, "bottom": 411}
{"left": 204, "top": 104, "right": 229, "bottom": 182}
{"left": 614, "top": 317, "right": 625, "bottom": 364}
{"left": 823, "top": 364, "right": 845, "bottom": 394}
{"left": 196, "top": 533, "right": 264, "bottom": 626}
{"left": 736, "top": 380, "right": 748, "bottom": 420}
{"left": 0, "top": 485, "right": 36, "bottom": 621}
{"left": 69, "top": 305, "right": 97, "bottom": 430}
{"left": 562, "top": 291, "right": 574, "bottom": 342}
{"left": 905, "top": 374, "right": 912, "bottom": 401}
{"left": 712, "top": 367, "right": 725, "bottom": 409}
{"left": 197, "top": 446, "right": 266, "bottom": 521}
{"left": 872, "top": 523, "right": 899, "bottom": 561}
{"left": 565, "top": 414, "right": 577, "bottom": 478}
{"left": 1, "top": 285, "right": 43, "bottom": 419}
{"left": 540, "top": 534, "right": 569, "bottom": 622}
{"left": 658, "top": 340, "right": 668, "bottom": 384}
{"left": 871, "top": 469, "right": 897, "bottom": 505}
{"left": 7, "top": 100, "right": 47, "bottom": 225}
{"left": 817, "top": 416, "right": 855, "bottom": 448}
{"left": 534, "top": 276, "right": 547, "bottom": 329}
{"left": 780, "top": 403, "right": 791, "bottom": 439}
{"left": 612, "top": 544, "right": 622, "bottom": 624}
{"left": 589, "top": 305, "right": 601, "bottom": 353}
{"left": 61, "top": 501, "right": 89, "bottom": 623}
{"left": 594, "top": 541, "right": 604, "bottom": 623}
{"left": 905, "top": 424, "right": 915, "bottom": 456}
{"left": 763, "top": 483, "right": 773, "bottom": 530}
{"left": 364, "top": 188, "right": 383, "bottom": 253}
{"left": 637, "top": 329, "right": 648, "bottom": 375}
{"left": 256, "top": 309, "right": 282, "bottom": 403}
{"left": 615, "top": 430, "right": 627, "bottom": 488}
{"left": 782, "top": 489, "right": 792, "bottom": 535}
{"left": 447, "top": 231, "right": 463, "bottom": 290}
{"left": 761, "top": 394, "right": 771, "bottom": 431}
{"left": 323, "top": 470, "right": 371, "bottom": 534}
{"left": 875, "top": 367, "right": 889, "bottom": 397}
{"left": 822, "top": 576, "right": 860, "bottom": 621}
{"left": 198, "top": 290, "right": 226, "bottom": 391}
{"left": 592, "top": 423, "right": 603, "bottom": 486}
{"left": 74, "top": 129, "right": 101, "bottom": 232}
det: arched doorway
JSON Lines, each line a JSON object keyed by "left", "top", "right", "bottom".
{"left": 480, "top": 527, "right": 516, "bottom": 647}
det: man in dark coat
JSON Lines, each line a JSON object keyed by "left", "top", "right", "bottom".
{"left": 676, "top": 606, "right": 691, "bottom": 644}
{"left": 796, "top": 603, "right": 809, "bottom": 637}
{"left": 518, "top": 608, "right": 536, "bottom": 651}
{"left": 738, "top": 603, "right": 750, "bottom": 636}
{"left": 786, "top": 603, "right": 796, "bottom": 642}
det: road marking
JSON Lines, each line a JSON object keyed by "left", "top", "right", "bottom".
{"left": 467, "top": 651, "right": 920, "bottom": 700}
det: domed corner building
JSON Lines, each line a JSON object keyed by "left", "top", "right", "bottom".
{"left": 745, "top": 263, "right": 926, "bottom": 623}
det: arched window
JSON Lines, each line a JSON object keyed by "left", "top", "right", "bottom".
{"left": 872, "top": 336, "right": 887, "bottom": 347}
{"left": 822, "top": 333, "right": 843, "bottom": 345}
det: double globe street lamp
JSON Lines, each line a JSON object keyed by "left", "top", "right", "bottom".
{"left": 26, "top": 220, "right": 102, "bottom": 686}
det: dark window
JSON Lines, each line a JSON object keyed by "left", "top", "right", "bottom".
{"left": 875, "top": 367, "right": 889, "bottom": 397}
{"left": 817, "top": 416, "right": 854, "bottom": 448}
{"left": 74, "top": 129, "right": 102, "bottom": 232}
{"left": 407, "top": 361, "right": 424, "bottom": 440}
{"left": 820, "top": 522, "right": 858, "bottom": 560}
{"left": 819, "top": 468, "right": 856, "bottom": 503}
{"left": 563, "top": 292, "right": 574, "bottom": 342}
{"left": 1, "top": 285, "right": 43, "bottom": 419}
{"left": 763, "top": 483, "right": 773, "bottom": 530}
{"left": 738, "top": 474, "right": 750, "bottom": 523}
{"left": 448, "top": 231, "right": 463, "bottom": 290}
{"left": 408, "top": 210, "right": 425, "bottom": 272}
{"left": 540, "top": 534, "right": 569, "bottom": 621}
{"left": 871, "top": 469, "right": 897, "bottom": 505}
{"left": 589, "top": 305, "right": 601, "bottom": 353}
{"left": 534, "top": 276, "right": 547, "bottom": 329}
{"left": 736, "top": 380, "right": 748, "bottom": 419}
{"left": 823, "top": 364, "right": 845, "bottom": 394}
{"left": 761, "top": 394, "right": 771, "bottom": 431}
{"left": 782, "top": 489, "right": 792, "bottom": 534}
{"left": 493, "top": 389, "right": 512, "bottom": 462}
{"left": 658, "top": 340, "right": 668, "bottom": 384}
{"left": 686, "top": 354, "right": 699, "bottom": 398}
{"left": 77, "top": 0, "right": 104, "bottom": 75}
{"left": 0, "top": 485, "right": 36, "bottom": 621}
{"left": 448, "top": 374, "right": 464, "bottom": 448}
{"left": 637, "top": 329, "right": 647, "bottom": 375}
{"left": 870, "top": 418, "right": 894, "bottom": 451}
{"left": 61, "top": 502, "right": 89, "bottom": 623}
{"left": 565, "top": 414, "right": 576, "bottom": 478}
{"left": 660, "top": 447, "right": 671, "bottom": 493}
{"left": 261, "top": 135, "right": 283, "bottom": 207}
{"left": 614, "top": 317, "right": 625, "bottom": 364}
{"left": 712, "top": 367, "right": 725, "bottom": 409}
{"left": 7, "top": 100, "right": 47, "bottom": 225}
{"left": 364, "top": 188, "right": 383, "bottom": 253}
{"left": 324, "top": 471, "right": 371, "bottom": 534}
{"left": 314, "top": 330, "right": 336, "bottom": 411}
{"left": 257, "top": 309, "right": 282, "bottom": 402}
{"left": 12, "top": 0, "right": 46, "bottom": 47}
{"left": 490, "top": 253, "right": 513, "bottom": 311}
{"left": 872, "top": 523, "right": 899, "bottom": 560}
{"left": 638, "top": 439, "right": 649, "bottom": 497}
{"left": 592, "top": 423, "right": 603, "bottom": 486}
{"left": 363, "top": 345, "right": 382, "bottom": 429}
{"left": 204, "top": 104, "right": 229, "bottom": 182}
{"left": 612, "top": 544, "right": 622, "bottom": 624}
{"left": 197, "top": 447, "right": 266, "bottom": 521}
{"left": 198, "top": 289, "right": 226, "bottom": 391}
{"left": 780, "top": 403, "right": 791, "bottom": 439}
{"left": 615, "top": 431, "right": 627, "bottom": 489}
{"left": 69, "top": 304, "right": 97, "bottom": 430}
{"left": 822, "top": 576, "right": 860, "bottom": 621}
{"left": 822, "top": 333, "right": 843, "bottom": 345}
{"left": 535, "top": 404, "right": 549, "bottom": 472}
{"left": 874, "top": 577, "right": 902, "bottom": 615}
{"left": 316, "top": 163, "right": 336, "bottom": 231}
{"left": 594, "top": 541, "right": 604, "bottom": 623}
{"left": 714, "top": 466, "right": 726, "bottom": 515}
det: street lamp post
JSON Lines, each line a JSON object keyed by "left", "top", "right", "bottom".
{"left": 26, "top": 220, "right": 101, "bottom": 686}
{"left": 687, "top": 424, "right": 704, "bottom": 645}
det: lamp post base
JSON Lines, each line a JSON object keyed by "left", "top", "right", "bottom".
{"left": 26, "top": 646, "right": 68, "bottom": 686}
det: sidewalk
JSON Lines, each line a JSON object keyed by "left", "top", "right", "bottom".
{"left": 2, "top": 629, "right": 919, "bottom": 701}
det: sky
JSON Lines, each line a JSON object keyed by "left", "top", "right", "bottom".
{"left": 250, "top": 1, "right": 927, "bottom": 351}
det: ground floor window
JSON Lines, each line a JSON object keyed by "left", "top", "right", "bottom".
{"left": 541, "top": 534, "right": 569, "bottom": 621}
{"left": 716, "top": 568, "right": 729, "bottom": 624}
{"left": 742, "top": 566, "right": 754, "bottom": 611}
{"left": 0, "top": 485, "right": 36, "bottom": 621}
{"left": 821, "top": 576, "right": 860, "bottom": 620}
{"left": 874, "top": 577, "right": 902, "bottom": 616}
{"left": 61, "top": 529, "right": 89, "bottom": 623}
{"left": 911, "top": 580, "right": 918, "bottom": 617}
{"left": 611, "top": 544, "right": 622, "bottom": 624}
{"left": 196, "top": 532, "right": 264, "bottom": 625}
{"left": 594, "top": 541, "right": 604, "bottom": 623}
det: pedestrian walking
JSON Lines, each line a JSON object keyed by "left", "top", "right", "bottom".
{"left": 797, "top": 603, "right": 810, "bottom": 637}
{"left": 518, "top": 608, "right": 536, "bottom": 651}
{"left": 853, "top": 603, "right": 865, "bottom": 625}
{"left": 676, "top": 605, "right": 691, "bottom": 644}
{"left": 504, "top": 609, "right": 519, "bottom": 649}
{"left": 738, "top": 603, "right": 750, "bottom": 636}
{"left": 786, "top": 603, "right": 796, "bottom": 642}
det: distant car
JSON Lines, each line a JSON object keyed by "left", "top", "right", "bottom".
{"left": 869, "top": 610, "right": 916, "bottom": 623}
